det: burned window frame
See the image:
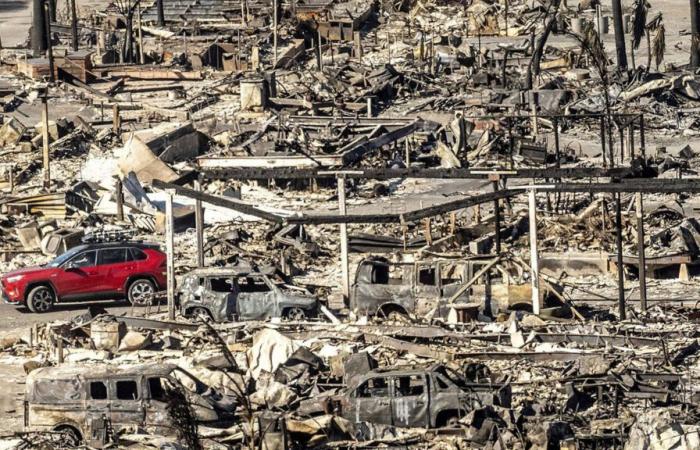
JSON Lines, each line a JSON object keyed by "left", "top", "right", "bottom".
{"left": 354, "top": 376, "right": 392, "bottom": 398}
{"left": 113, "top": 379, "right": 141, "bottom": 401}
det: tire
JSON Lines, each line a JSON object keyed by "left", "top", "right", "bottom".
{"left": 285, "top": 307, "right": 307, "bottom": 321}
{"left": 189, "top": 306, "right": 212, "bottom": 322}
{"left": 26, "top": 285, "right": 55, "bottom": 313}
{"left": 127, "top": 279, "right": 155, "bottom": 305}
{"left": 54, "top": 425, "right": 82, "bottom": 447}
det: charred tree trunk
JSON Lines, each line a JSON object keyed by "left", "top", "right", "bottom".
{"left": 122, "top": 13, "right": 135, "bottom": 63}
{"left": 526, "top": 0, "right": 562, "bottom": 89}
{"left": 32, "top": 0, "right": 47, "bottom": 53}
{"left": 691, "top": 0, "right": 700, "bottom": 67}
{"left": 157, "top": 0, "right": 165, "bottom": 26}
{"left": 612, "top": 0, "right": 628, "bottom": 69}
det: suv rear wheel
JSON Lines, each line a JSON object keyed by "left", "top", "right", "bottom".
{"left": 27, "top": 285, "right": 55, "bottom": 313}
{"left": 285, "top": 307, "right": 307, "bottom": 321}
{"left": 189, "top": 306, "right": 212, "bottom": 322}
{"left": 127, "top": 279, "right": 155, "bottom": 305}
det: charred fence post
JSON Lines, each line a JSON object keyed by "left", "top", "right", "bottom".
{"left": 157, "top": 0, "right": 165, "bottom": 27}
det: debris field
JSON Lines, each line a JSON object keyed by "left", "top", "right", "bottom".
{"left": 2, "top": 0, "right": 700, "bottom": 448}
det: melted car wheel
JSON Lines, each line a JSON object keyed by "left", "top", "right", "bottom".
{"left": 27, "top": 286, "right": 55, "bottom": 313}
{"left": 128, "top": 279, "right": 155, "bottom": 305}
{"left": 285, "top": 307, "right": 307, "bottom": 321}
{"left": 190, "top": 307, "right": 212, "bottom": 322}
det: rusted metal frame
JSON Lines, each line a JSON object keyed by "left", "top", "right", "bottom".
{"left": 201, "top": 167, "right": 635, "bottom": 181}
{"left": 286, "top": 189, "right": 524, "bottom": 225}
{"left": 535, "top": 180, "right": 700, "bottom": 193}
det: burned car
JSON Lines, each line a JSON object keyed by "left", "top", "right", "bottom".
{"left": 24, "top": 363, "right": 236, "bottom": 447}
{"left": 178, "top": 267, "right": 317, "bottom": 322}
{"left": 333, "top": 364, "right": 511, "bottom": 428}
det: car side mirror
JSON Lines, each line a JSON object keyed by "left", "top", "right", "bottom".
{"left": 65, "top": 262, "right": 78, "bottom": 270}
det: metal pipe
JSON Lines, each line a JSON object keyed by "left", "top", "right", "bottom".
{"left": 165, "top": 190, "right": 176, "bottom": 320}
{"left": 44, "top": 3, "right": 55, "bottom": 82}
{"left": 41, "top": 89, "right": 51, "bottom": 190}
{"left": 529, "top": 189, "right": 540, "bottom": 315}
{"left": 493, "top": 180, "right": 501, "bottom": 253}
{"left": 338, "top": 175, "right": 350, "bottom": 299}
{"left": 195, "top": 178, "right": 205, "bottom": 268}
{"left": 691, "top": 0, "right": 700, "bottom": 67}
{"left": 70, "top": 0, "right": 78, "bottom": 51}
{"left": 157, "top": 0, "right": 165, "bottom": 27}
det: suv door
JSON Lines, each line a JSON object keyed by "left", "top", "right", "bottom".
{"left": 109, "top": 378, "right": 146, "bottom": 432}
{"left": 414, "top": 264, "right": 440, "bottom": 316}
{"left": 235, "top": 275, "right": 277, "bottom": 320}
{"left": 391, "top": 374, "right": 430, "bottom": 427}
{"left": 53, "top": 250, "right": 99, "bottom": 297}
{"left": 97, "top": 248, "right": 133, "bottom": 294}
{"left": 86, "top": 379, "right": 112, "bottom": 445}
{"left": 350, "top": 376, "right": 393, "bottom": 425}
{"left": 202, "top": 276, "right": 236, "bottom": 321}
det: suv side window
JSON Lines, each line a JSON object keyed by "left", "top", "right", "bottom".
{"left": 237, "top": 276, "right": 271, "bottom": 293}
{"left": 66, "top": 251, "right": 97, "bottom": 268}
{"left": 115, "top": 380, "right": 139, "bottom": 400}
{"left": 356, "top": 377, "right": 389, "bottom": 398}
{"left": 393, "top": 375, "right": 425, "bottom": 397}
{"left": 130, "top": 248, "right": 148, "bottom": 261}
{"left": 98, "top": 248, "right": 127, "bottom": 265}
{"left": 89, "top": 381, "right": 108, "bottom": 400}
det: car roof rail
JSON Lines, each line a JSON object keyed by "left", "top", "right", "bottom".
{"left": 82, "top": 229, "right": 141, "bottom": 244}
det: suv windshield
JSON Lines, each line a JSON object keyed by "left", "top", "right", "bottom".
{"left": 46, "top": 246, "right": 86, "bottom": 267}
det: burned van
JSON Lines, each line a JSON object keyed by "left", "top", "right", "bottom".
{"left": 178, "top": 267, "right": 318, "bottom": 322}
{"left": 349, "top": 257, "right": 477, "bottom": 320}
{"left": 24, "top": 363, "right": 236, "bottom": 447}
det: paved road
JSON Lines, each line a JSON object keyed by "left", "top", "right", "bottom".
{"left": 0, "top": 300, "right": 142, "bottom": 332}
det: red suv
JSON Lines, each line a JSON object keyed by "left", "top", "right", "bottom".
{"left": 1, "top": 242, "right": 167, "bottom": 313}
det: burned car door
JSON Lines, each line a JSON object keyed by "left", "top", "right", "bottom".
{"left": 350, "top": 260, "right": 414, "bottom": 316}
{"left": 144, "top": 376, "right": 176, "bottom": 435}
{"left": 235, "top": 275, "right": 277, "bottom": 320}
{"left": 202, "top": 277, "right": 237, "bottom": 321}
{"left": 108, "top": 378, "right": 146, "bottom": 432}
{"left": 348, "top": 376, "right": 393, "bottom": 426}
{"left": 391, "top": 374, "right": 430, "bottom": 428}
{"left": 86, "top": 379, "right": 112, "bottom": 446}
{"left": 414, "top": 263, "right": 441, "bottom": 316}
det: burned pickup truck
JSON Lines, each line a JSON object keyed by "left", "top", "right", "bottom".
{"left": 333, "top": 364, "right": 511, "bottom": 428}
{"left": 24, "top": 363, "right": 236, "bottom": 447}
{"left": 178, "top": 267, "right": 317, "bottom": 322}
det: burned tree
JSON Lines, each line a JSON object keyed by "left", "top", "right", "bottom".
{"left": 525, "top": 0, "right": 562, "bottom": 89}
{"left": 114, "top": 0, "right": 141, "bottom": 63}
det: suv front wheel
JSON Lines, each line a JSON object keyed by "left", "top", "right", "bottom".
{"left": 27, "top": 285, "right": 55, "bottom": 313}
{"left": 127, "top": 279, "right": 155, "bottom": 305}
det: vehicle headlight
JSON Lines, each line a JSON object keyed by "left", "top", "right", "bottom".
{"left": 6, "top": 275, "right": 25, "bottom": 283}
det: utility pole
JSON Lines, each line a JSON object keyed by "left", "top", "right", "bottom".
{"left": 691, "top": 0, "right": 700, "bottom": 67}
{"left": 157, "top": 0, "right": 165, "bottom": 27}
{"left": 528, "top": 189, "right": 540, "bottom": 315}
{"left": 165, "top": 190, "right": 176, "bottom": 320}
{"left": 70, "top": 0, "right": 78, "bottom": 51}
{"left": 612, "top": 0, "right": 628, "bottom": 70}
{"left": 32, "top": 0, "right": 47, "bottom": 54}
{"left": 41, "top": 88, "right": 51, "bottom": 191}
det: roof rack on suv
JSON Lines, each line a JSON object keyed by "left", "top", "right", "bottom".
{"left": 82, "top": 230, "right": 140, "bottom": 244}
